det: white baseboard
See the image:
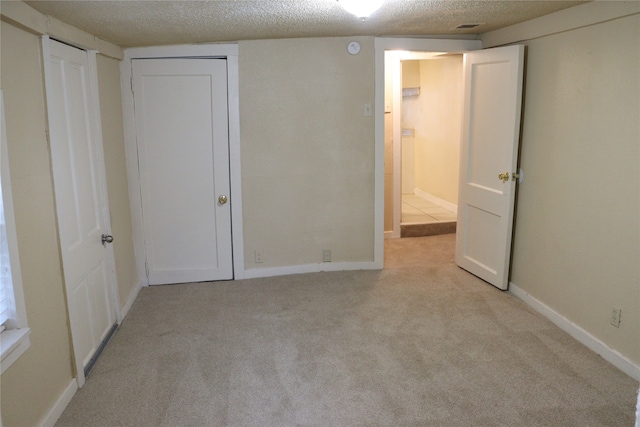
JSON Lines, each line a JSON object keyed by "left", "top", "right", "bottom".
{"left": 243, "top": 261, "right": 380, "bottom": 280}
{"left": 510, "top": 282, "right": 640, "bottom": 381}
{"left": 38, "top": 379, "right": 77, "bottom": 427}
{"left": 36, "top": 281, "right": 143, "bottom": 427}
{"left": 384, "top": 230, "right": 395, "bottom": 239}
{"left": 118, "top": 279, "right": 143, "bottom": 323}
{"left": 413, "top": 188, "right": 458, "bottom": 214}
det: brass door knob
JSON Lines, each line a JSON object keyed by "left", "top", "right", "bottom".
{"left": 218, "top": 195, "right": 228, "bottom": 205}
{"left": 498, "top": 172, "right": 510, "bottom": 182}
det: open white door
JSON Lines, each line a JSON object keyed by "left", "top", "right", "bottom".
{"left": 456, "top": 45, "right": 524, "bottom": 290}
{"left": 132, "top": 58, "right": 233, "bottom": 285}
{"left": 45, "top": 38, "right": 118, "bottom": 385}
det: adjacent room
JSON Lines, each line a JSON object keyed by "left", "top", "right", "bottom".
{"left": 384, "top": 51, "right": 462, "bottom": 239}
{"left": 1, "top": 1, "right": 638, "bottom": 426}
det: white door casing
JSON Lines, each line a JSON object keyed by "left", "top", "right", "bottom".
{"left": 44, "top": 38, "right": 118, "bottom": 386}
{"left": 132, "top": 58, "right": 233, "bottom": 284}
{"left": 455, "top": 45, "right": 525, "bottom": 290}
{"left": 374, "top": 38, "right": 483, "bottom": 261}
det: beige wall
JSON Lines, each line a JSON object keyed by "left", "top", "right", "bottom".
{"left": 401, "top": 61, "right": 418, "bottom": 194}
{"left": 239, "top": 37, "right": 375, "bottom": 268}
{"left": 96, "top": 54, "right": 139, "bottom": 307}
{"left": 1, "top": 4, "right": 637, "bottom": 426}
{"left": 414, "top": 57, "right": 462, "bottom": 205}
{"left": 508, "top": 14, "right": 640, "bottom": 365}
{"left": 0, "top": 21, "right": 75, "bottom": 427}
{"left": 398, "top": 57, "right": 462, "bottom": 205}
{"left": 401, "top": 60, "right": 420, "bottom": 88}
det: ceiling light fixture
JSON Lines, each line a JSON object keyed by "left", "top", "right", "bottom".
{"left": 338, "top": 0, "right": 384, "bottom": 19}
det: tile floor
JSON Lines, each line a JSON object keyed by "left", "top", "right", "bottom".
{"left": 402, "top": 194, "right": 457, "bottom": 225}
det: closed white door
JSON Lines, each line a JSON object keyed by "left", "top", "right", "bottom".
{"left": 455, "top": 45, "right": 525, "bottom": 290}
{"left": 46, "top": 39, "right": 117, "bottom": 385}
{"left": 132, "top": 59, "right": 233, "bottom": 285}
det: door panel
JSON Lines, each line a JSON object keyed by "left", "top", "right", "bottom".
{"left": 456, "top": 45, "right": 524, "bottom": 290}
{"left": 462, "top": 205, "right": 500, "bottom": 273}
{"left": 467, "top": 61, "right": 512, "bottom": 192}
{"left": 46, "top": 39, "right": 117, "bottom": 383}
{"left": 132, "top": 59, "right": 232, "bottom": 284}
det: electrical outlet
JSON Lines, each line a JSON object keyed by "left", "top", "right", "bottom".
{"left": 610, "top": 306, "right": 621, "bottom": 328}
{"left": 254, "top": 249, "right": 264, "bottom": 263}
{"left": 322, "top": 249, "right": 331, "bottom": 263}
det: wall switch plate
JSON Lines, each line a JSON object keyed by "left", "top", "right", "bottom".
{"left": 322, "top": 249, "right": 331, "bottom": 262}
{"left": 254, "top": 249, "right": 264, "bottom": 263}
{"left": 610, "top": 306, "right": 621, "bottom": 328}
{"left": 364, "top": 103, "right": 373, "bottom": 117}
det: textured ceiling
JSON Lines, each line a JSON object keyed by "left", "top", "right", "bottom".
{"left": 24, "top": 0, "right": 588, "bottom": 48}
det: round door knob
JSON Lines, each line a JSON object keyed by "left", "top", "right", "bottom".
{"left": 218, "top": 195, "right": 228, "bottom": 205}
{"left": 101, "top": 234, "right": 114, "bottom": 245}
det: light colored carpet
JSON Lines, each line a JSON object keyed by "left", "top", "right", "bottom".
{"left": 56, "top": 235, "right": 639, "bottom": 426}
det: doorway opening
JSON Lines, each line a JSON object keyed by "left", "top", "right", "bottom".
{"left": 376, "top": 39, "right": 525, "bottom": 290}
{"left": 384, "top": 50, "right": 462, "bottom": 239}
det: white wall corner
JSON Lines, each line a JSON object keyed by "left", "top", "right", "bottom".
{"left": 509, "top": 282, "right": 640, "bottom": 382}
{"left": 118, "top": 280, "right": 143, "bottom": 323}
{"left": 38, "top": 379, "right": 78, "bottom": 427}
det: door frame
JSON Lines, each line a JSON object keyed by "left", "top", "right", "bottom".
{"left": 120, "top": 44, "right": 245, "bottom": 284}
{"left": 373, "top": 38, "right": 482, "bottom": 265}
{"left": 41, "top": 35, "right": 121, "bottom": 387}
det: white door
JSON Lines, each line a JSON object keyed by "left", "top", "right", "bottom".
{"left": 455, "top": 45, "right": 525, "bottom": 290}
{"left": 132, "top": 59, "right": 233, "bottom": 285}
{"left": 45, "top": 39, "right": 117, "bottom": 385}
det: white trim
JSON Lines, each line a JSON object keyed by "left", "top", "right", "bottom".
{"left": 124, "top": 43, "right": 238, "bottom": 59}
{"left": 481, "top": 1, "right": 640, "bottom": 48}
{"left": 375, "top": 37, "right": 482, "bottom": 52}
{"left": 391, "top": 52, "right": 402, "bottom": 239}
{"left": 244, "top": 262, "right": 379, "bottom": 280}
{"left": 373, "top": 40, "right": 387, "bottom": 265}
{"left": 38, "top": 379, "right": 78, "bottom": 427}
{"left": 0, "top": 328, "right": 31, "bottom": 375}
{"left": 121, "top": 43, "right": 244, "bottom": 283}
{"left": 510, "top": 282, "right": 640, "bottom": 381}
{"left": 118, "top": 280, "right": 143, "bottom": 323}
{"left": 384, "top": 231, "right": 395, "bottom": 239}
{"left": 226, "top": 54, "right": 246, "bottom": 280}
{"left": 413, "top": 188, "right": 458, "bottom": 214}
{"left": 0, "top": 89, "right": 31, "bottom": 373}
{"left": 374, "top": 38, "right": 482, "bottom": 268}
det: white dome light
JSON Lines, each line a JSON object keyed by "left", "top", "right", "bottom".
{"left": 339, "top": 0, "right": 384, "bottom": 18}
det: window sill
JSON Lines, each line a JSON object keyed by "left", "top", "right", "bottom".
{"left": 1, "top": 328, "right": 31, "bottom": 374}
